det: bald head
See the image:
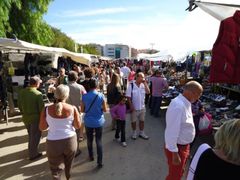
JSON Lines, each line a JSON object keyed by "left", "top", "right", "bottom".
{"left": 183, "top": 81, "right": 203, "bottom": 103}
{"left": 184, "top": 81, "right": 203, "bottom": 93}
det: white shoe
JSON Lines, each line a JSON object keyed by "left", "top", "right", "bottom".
{"left": 131, "top": 132, "right": 137, "bottom": 140}
{"left": 139, "top": 132, "right": 149, "bottom": 140}
{"left": 122, "top": 142, "right": 127, "bottom": 147}
{"left": 114, "top": 138, "right": 121, "bottom": 142}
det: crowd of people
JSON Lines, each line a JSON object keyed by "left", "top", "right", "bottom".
{"left": 16, "top": 59, "right": 240, "bottom": 180}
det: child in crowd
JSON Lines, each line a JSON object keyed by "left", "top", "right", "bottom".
{"left": 110, "top": 95, "right": 127, "bottom": 147}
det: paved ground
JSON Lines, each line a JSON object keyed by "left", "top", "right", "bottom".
{"left": 0, "top": 106, "right": 210, "bottom": 180}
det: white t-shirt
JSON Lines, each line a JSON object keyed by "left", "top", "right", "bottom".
{"left": 125, "top": 82, "right": 146, "bottom": 110}
{"left": 120, "top": 66, "right": 131, "bottom": 79}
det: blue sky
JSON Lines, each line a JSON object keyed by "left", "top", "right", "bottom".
{"left": 44, "top": 0, "right": 236, "bottom": 52}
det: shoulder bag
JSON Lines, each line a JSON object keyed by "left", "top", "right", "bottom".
{"left": 85, "top": 94, "right": 98, "bottom": 114}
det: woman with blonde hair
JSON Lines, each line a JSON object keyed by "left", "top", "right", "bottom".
{"left": 39, "top": 84, "right": 81, "bottom": 180}
{"left": 187, "top": 119, "right": 240, "bottom": 180}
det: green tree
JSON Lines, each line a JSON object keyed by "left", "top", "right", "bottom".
{"left": 78, "top": 44, "right": 100, "bottom": 55}
{"left": 51, "top": 27, "right": 75, "bottom": 51}
{"left": 0, "top": 0, "right": 54, "bottom": 45}
{"left": 0, "top": 0, "right": 21, "bottom": 37}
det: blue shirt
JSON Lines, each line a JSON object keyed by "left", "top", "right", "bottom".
{"left": 82, "top": 90, "right": 105, "bottom": 128}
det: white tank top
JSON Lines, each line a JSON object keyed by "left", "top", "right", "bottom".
{"left": 46, "top": 106, "right": 76, "bottom": 140}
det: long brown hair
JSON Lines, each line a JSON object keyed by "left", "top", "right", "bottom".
{"left": 107, "top": 73, "right": 120, "bottom": 92}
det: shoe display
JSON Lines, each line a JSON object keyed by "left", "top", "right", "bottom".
{"left": 235, "top": 104, "right": 240, "bottom": 110}
{"left": 122, "top": 142, "right": 127, "bottom": 147}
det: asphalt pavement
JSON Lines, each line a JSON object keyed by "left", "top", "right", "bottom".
{"left": 1, "top": 106, "right": 196, "bottom": 180}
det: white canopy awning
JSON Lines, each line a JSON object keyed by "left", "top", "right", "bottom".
{"left": 193, "top": 1, "right": 240, "bottom": 21}
{"left": 0, "top": 38, "right": 90, "bottom": 66}
{"left": 137, "top": 49, "right": 188, "bottom": 62}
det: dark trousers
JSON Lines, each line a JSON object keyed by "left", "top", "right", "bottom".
{"left": 150, "top": 96, "right": 162, "bottom": 117}
{"left": 85, "top": 126, "right": 103, "bottom": 165}
{"left": 115, "top": 120, "right": 126, "bottom": 142}
{"left": 25, "top": 121, "right": 41, "bottom": 159}
{"left": 123, "top": 78, "right": 128, "bottom": 92}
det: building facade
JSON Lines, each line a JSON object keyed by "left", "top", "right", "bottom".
{"left": 103, "top": 44, "right": 131, "bottom": 59}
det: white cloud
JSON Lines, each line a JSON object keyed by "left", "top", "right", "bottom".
{"left": 67, "top": 7, "right": 220, "bottom": 53}
{"left": 64, "top": 0, "right": 237, "bottom": 53}
{"left": 55, "top": 6, "right": 149, "bottom": 18}
{"left": 50, "top": 19, "right": 133, "bottom": 27}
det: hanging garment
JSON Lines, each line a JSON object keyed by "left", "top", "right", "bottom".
{"left": 210, "top": 10, "right": 240, "bottom": 83}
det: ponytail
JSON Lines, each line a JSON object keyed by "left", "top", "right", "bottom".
{"left": 55, "top": 102, "right": 63, "bottom": 116}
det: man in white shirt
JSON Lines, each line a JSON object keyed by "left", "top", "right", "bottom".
{"left": 125, "top": 72, "right": 150, "bottom": 140}
{"left": 120, "top": 62, "right": 130, "bottom": 91}
{"left": 164, "top": 81, "right": 203, "bottom": 180}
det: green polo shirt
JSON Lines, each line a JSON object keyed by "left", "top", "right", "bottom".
{"left": 18, "top": 87, "right": 44, "bottom": 126}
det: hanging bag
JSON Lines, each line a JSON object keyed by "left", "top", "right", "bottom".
{"left": 198, "top": 112, "right": 212, "bottom": 135}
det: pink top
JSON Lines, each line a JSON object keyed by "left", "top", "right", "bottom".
{"left": 150, "top": 76, "right": 168, "bottom": 97}
{"left": 128, "top": 71, "right": 136, "bottom": 81}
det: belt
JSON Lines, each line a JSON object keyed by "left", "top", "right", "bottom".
{"left": 177, "top": 144, "right": 189, "bottom": 147}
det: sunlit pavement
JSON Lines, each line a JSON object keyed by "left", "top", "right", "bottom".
{"left": 0, "top": 108, "right": 169, "bottom": 180}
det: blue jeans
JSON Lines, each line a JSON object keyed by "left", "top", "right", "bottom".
{"left": 150, "top": 96, "right": 162, "bottom": 117}
{"left": 85, "top": 126, "right": 103, "bottom": 165}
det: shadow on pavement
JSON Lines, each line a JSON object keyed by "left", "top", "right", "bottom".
{"left": 0, "top": 125, "right": 25, "bottom": 134}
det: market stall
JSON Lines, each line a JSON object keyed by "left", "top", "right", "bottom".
{"left": 0, "top": 38, "right": 92, "bottom": 123}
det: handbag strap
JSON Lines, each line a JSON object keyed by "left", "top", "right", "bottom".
{"left": 186, "top": 143, "right": 210, "bottom": 180}
{"left": 85, "top": 94, "right": 98, "bottom": 114}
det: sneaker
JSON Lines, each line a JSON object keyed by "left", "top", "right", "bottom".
{"left": 139, "top": 132, "right": 149, "bottom": 140}
{"left": 97, "top": 163, "right": 103, "bottom": 168}
{"left": 79, "top": 137, "right": 84, "bottom": 142}
{"left": 89, "top": 156, "right": 94, "bottom": 161}
{"left": 131, "top": 132, "right": 137, "bottom": 140}
{"left": 122, "top": 142, "right": 127, "bottom": 147}
{"left": 29, "top": 153, "right": 43, "bottom": 161}
{"left": 114, "top": 138, "right": 121, "bottom": 142}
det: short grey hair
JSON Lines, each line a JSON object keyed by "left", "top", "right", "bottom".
{"left": 54, "top": 85, "right": 70, "bottom": 116}
{"left": 54, "top": 84, "right": 69, "bottom": 101}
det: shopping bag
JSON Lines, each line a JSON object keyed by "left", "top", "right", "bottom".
{"left": 198, "top": 113, "right": 212, "bottom": 135}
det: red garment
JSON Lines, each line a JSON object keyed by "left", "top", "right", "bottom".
{"left": 165, "top": 145, "right": 190, "bottom": 180}
{"left": 210, "top": 10, "right": 240, "bottom": 83}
